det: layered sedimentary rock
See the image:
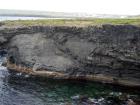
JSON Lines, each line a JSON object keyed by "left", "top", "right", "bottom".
{"left": 0, "top": 25, "right": 140, "bottom": 87}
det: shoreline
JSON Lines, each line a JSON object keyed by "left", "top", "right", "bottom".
{"left": 0, "top": 23, "right": 140, "bottom": 89}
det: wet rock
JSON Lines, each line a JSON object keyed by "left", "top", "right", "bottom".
{"left": 71, "top": 95, "right": 108, "bottom": 105}
{"left": 0, "top": 50, "right": 7, "bottom": 56}
{"left": 1, "top": 62, "right": 7, "bottom": 67}
{"left": 71, "top": 92, "right": 139, "bottom": 105}
{"left": 127, "top": 99, "right": 136, "bottom": 105}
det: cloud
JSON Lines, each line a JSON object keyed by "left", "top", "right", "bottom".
{"left": 0, "top": 0, "right": 140, "bottom": 15}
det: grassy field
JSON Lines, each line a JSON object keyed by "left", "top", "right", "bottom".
{"left": 1, "top": 18, "right": 140, "bottom": 27}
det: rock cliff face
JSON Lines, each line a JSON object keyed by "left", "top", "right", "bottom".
{"left": 0, "top": 25, "right": 140, "bottom": 87}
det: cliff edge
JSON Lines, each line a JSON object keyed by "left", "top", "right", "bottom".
{"left": 0, "top": 24, "right": 140, "bottom": 87}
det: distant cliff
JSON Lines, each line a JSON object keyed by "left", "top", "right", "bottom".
{"left": 0, "top": 24, "right": 140, "bottom": 87}
{"left": 0, "top": 9, "right": 93, "bottom": 18}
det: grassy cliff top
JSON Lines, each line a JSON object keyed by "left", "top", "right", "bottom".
{"left": 1, "top": 18, "right": 140, "bottom": 27}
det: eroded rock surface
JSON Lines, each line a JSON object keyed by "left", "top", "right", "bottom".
{"left": 0, "top": 25, "right": 140, "bottom": 86}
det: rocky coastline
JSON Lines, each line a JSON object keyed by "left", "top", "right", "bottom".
{"left": 0, "top": 24, "right": 140, "bottom": 87}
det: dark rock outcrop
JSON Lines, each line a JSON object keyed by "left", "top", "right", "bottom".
{"left": 0, "top": 25, "right": 140, "bottom": 87}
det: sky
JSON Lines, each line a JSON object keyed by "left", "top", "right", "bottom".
{"left": 0, "top": 0, "right": 140, "bottom": 15}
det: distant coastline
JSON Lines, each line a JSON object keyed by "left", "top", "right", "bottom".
{"left": 1, "top": 9, "right": 139, "bottom": 19}
{"left": 0, "top": 9, "right": 84, "bottom": 21}
{"left": 0, "top": 16, "right": 47, "bottom": 21}
{"left": 0, "top": 9, "right": 90, "bottom": 19}
{"left": 0, "top": 15, "right": 72, "bottom": 21}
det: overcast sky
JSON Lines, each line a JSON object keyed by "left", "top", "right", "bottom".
{"left": 0, "top": 0, "right": 140, "bottom": 15}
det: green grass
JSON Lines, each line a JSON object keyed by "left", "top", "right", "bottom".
{"left": 2, "top": 18, "right": 140, "bottom": 27}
